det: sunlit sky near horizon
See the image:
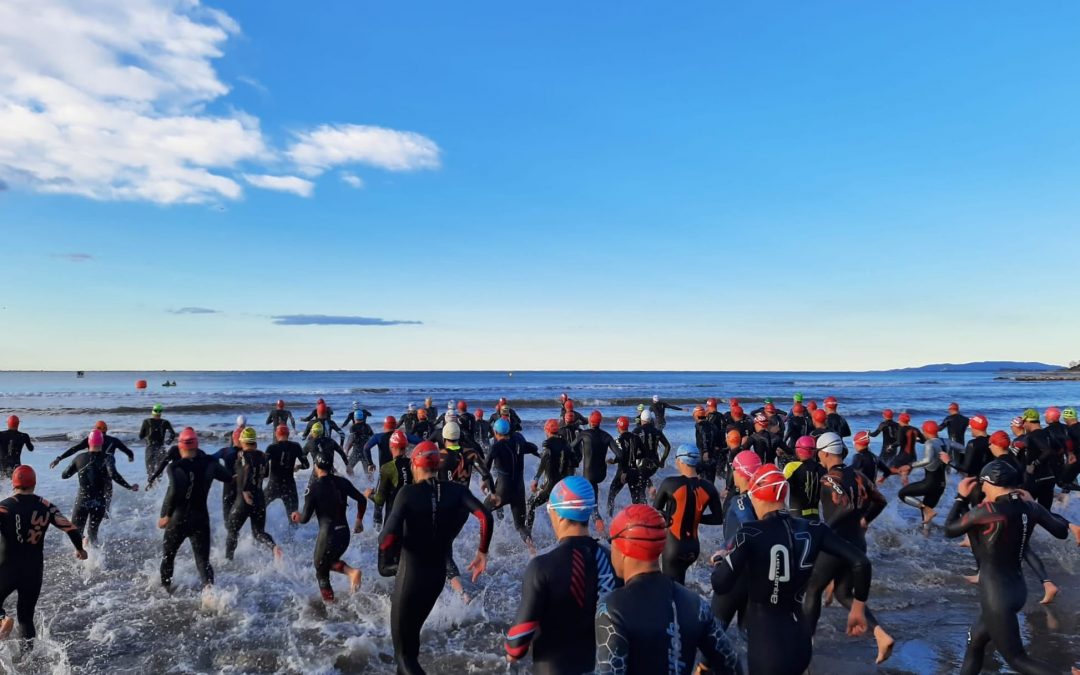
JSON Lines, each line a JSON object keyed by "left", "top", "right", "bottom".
{"left": 2, "top": 1, "right": 1079, "bottom": 371}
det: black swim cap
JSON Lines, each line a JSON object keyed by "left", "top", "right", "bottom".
{"left": 980, "top": 459, "right": 1021, "bottom": 488}
{"left": 314, "top": 452, "right": 335, "bottom": 472}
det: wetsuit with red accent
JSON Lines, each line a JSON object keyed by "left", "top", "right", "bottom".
{"left": 868, "top": 419, "right": 900, "bottom": 459}
{"left": 505, "top": 536, "right": 619, "bottom": 674}
{"left": 378, "top": 478, "right": 492, "bottom": 675}
{"left": 891, "top": 425, "right": 925, "bottom": 468}
{"left": 712, "top": 510, "right": 871, "bottom": 675}
{"left": 0, "top": 494, "right": 84, "bottom": 642}
{"left": 653, "top": 475, "right": 723, "bottom": 584}
{"left": 945, "top": 491, "right": 1069, "bottom": 675}
{"left": 297, "top": 474, "right": 366, "bottom": 594}
{"left": 803, "top": 463, "right": 887, "bottom": 635}
{"left": 0, "top": 429, "right": 34, "bottom": 477}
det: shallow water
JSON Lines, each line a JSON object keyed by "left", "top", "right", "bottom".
{"left": 1, "top": 370, "right": 1079, "bottom": 674}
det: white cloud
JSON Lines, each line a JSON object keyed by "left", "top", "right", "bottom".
{"left": 341, "top": 173, "right": 364, "bottom": 189}
{"left": 0, "top": 0, "right": 438, "bottom": 204}
{"left": 243, "top": 173, "right": 314, "bottom": 197}
{"left": 289, "top": 124, "right": 441, "bottom": 175}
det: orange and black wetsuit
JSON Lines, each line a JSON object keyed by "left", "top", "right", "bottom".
{"left": 652, "top": 475, "right": 723, "bottom": 584}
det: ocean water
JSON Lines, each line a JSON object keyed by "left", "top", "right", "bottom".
{"left": 1, "top": 370, "right": 1078, "bottom": 674}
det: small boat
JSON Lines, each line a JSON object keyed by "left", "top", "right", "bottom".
{"left": 76, "top": 371, "right": 85, "bottom": 378}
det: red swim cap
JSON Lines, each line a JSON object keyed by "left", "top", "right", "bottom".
{"left": 898, "top": 413, "right": 911, "bottom": 424}
{"left": 706, "top": 398, "right": 717, "bottom": 410}
{"left": 1045, "top": 407, "right": 1061, "bottom": 423}
{"left": 731, "top": 406, "right": 744, "bottom": 418}
{"left": 563, "top": 412, "right": 575, "bottom": 424}
{"left": 5, "top": 415, "right": 18, "bottom": 429}
{"left": 179, "top": 427, "right": 199, "bottom": 449}
{"left": 275, "top": 425, "right": 289, "bottom": 438}
{"left": 753, "top": 412, "right": 769, "bottom": 426}
{"left": 609, "top": 505, "right": 667, "bottom": 561}
{"left": 749, "top": 464, "right": 788, "bottom": 503}
{"left": 390, "top": 430, "right": 408, "bottom": 449}
{"left": 383, "top": 416, "right": 397, "bottom": 431}
{"left": 792, "top": 404, "right": 805, "bottom": 415}
{"left": 969, "top": 415, "right": 988, "bottom": 432}
{"left": 474, "top": 409, "right": 484, "bottom": 420}
{"left": 807, "top": 400, "right": 818, "bottom": 411}
{"left": 544, "top": 419, "right": 560, "bottom": 435}
{"left": 411, "top": 441, "right": 441, "bottom": 470}
{"left": 94, "top": 420, "right": 108, "bottom": 432}
{"left": 726, "top": 429, "right": 743, "bottom": 446}
{"left": 565, "top": 400, "right": 575, "bottom": 412}
{"left": 588, "top": 410, "right": 602, "bottom": 427}
{"left": 316, "top": 402, "right": 327, "bottom": 416}
{"left": 794, "top": 436, "right": 817, "bottom": 460}
{"left": 948, "top": 402, "right": 959, "bottom": 412}
{"left": 457, "top": 400, "right": 468, "bottom": 412}
{"left": 732, "top": 450, "right": 762, "bottom": 478}
{"left": 616, "top": 416, "right": 630, "bottom": 431}
{"left": 764, "top": 403, "right": 776, "bottom": 415}
{"left": 882, "top": 409, "right": 894, "bottom": 420}
{"left": 824, "top": 396, "right": 838, "bottom": 409}
{"left": 729, "top": 398, "right": 740, "bottom": 409}
{"left": 12, "top": 466, "right": 35, "bottom": 490}
{"left": 921, "top": 420, "right": 939, "bottom": 436}
{"left": 853, "top": 431, "right": 871, "bottom": 448}
{"left": 276, "top": 399, "right": 285, "bottom": 409}
{"left": 989, "top": 430, "right": 1011, "bottom": 449}
{"left": 417, "top": 408, "right": 428, "bottom": 420}
{"left": 811, "top": 409, "right": 827, "bottom": 424}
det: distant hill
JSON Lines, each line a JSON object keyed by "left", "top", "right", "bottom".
{"left": 886, "top": 361, "right": 1061, "bottom": 373}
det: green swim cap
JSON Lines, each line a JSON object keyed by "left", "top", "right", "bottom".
{"left": 1063, "top": 407, "right": 1077, "bottom": 420}
{"left": 764, "top": 398, "right": 773, "bottom": 404}
{"left": 239, "top": 427, "right": 258, "bottom": 445}
{"left": 310, "top": 422, "right": 324, "bottom": 437}
{"left": 793, "top": 393, "right": 804, "bottom": 402}
{"left": 1021, "top": 408, "right": 1040, "bottom": 422}
{"left": 152, "top": 404, "right": 163, "bottom": 415}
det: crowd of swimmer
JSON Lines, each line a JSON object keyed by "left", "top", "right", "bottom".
{"left": 2, "top": 392, "right": 1080, "bottom": 674}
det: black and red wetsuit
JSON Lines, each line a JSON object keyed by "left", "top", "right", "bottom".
{"left": 653, "top": 475, "right": 723, "bottom": 584}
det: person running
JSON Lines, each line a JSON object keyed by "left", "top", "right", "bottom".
{"left": 606, "top": 416, "right": 648, "bottom": 516}
{"left": 850, "top": 431, "right": 891, "bottom": 483}
{"left": 955, "top": 414, "right": 991, "bottom": 477}
{"left": 364, "top": 431, "right": 413, "bottom": 532}
{"left": 1019, "top": 408, "right": 1060, "bottom": 509}
{"left": 158, "top": 428, "right": 232, "bottom": 591}
{"left": 264, "top": 425, "right": 309, "bottom": 525}
{"left": 489, "top": 399, "right": 523, "bottom": 433}
{"left": 341, "top": 401, "right": 373, "bottom": 428}
{"left": 823, "top": 396, "right": 851, "bottom": 437}
{"left": 435, "top": 422, "right": 488, "bottom": 487}
{"left": 652, "top": 445, "right": 723, "bottom": 584}
{"left": 944, "top": 460, "right": 1071, "bottom": 675}
{"left": 266, "top": 399, "right": 296, "bottom": 431}
{"left": 378, "top": 444, "right": 493, "bottom": 675}
{"left": 60, "top": 430, "right": 139, "bottom": 547}
{"left": 224, "top": 427, "right": 281, "bottom": 561}
{"left": 506, "top": 478, "right": 620, "bottom": 674}
{"left": 711, "top": 450, "right": 761, "bottom": 628}
{"left": 52, "top": 420, "right": 134, "bottom": 470}
{"left": 484, "top": 418, "right": 538, "bottom": 554}
{"left": 692, "top": 405, "right": 723, "bottom": 483}
{"left": 594, "top": 504, "right": 740, "bottom": 675}
{"left": 473, "top": 408, "right": 493, "bottom": 453}
{"left": 301, "top": 398, "right": 334, "bottom": 424}
{"left": 302, "top": 401, "right": 345, "bottom": 444}
{"left": 342, "top": 414, "right": 375, "bottom": 473}
{"left": 711, "top": 463, "right": 872, "bottom": 675}
{"left": 139, "top": 404, "right": 177, "bottom": 482}
{"left": 360, "top": 417, "right": 419, "bottom": 475}
{"left": 558, "top": 410, "right": 583, "bottom": 447}
{"left": 291, "top": 452, "right": 365, "bottom": 602}
{"left": 525, "top": 419, "right": 578, "bottom": 536}
{"left": 940, "top": 402, "right": 970, "bottom": 446}
{"left": 784, "top": 403, "right": 812, "bottom": 450}
{"left": 634, "top": 409, "right": 670, "bottom": 479}
{"left": 210, "top": 431, "right": 242, "bottom": 524}
{"left": 304, "top": 422, "right": 349, "bottom": 476}
{"left": 0, "top": 467, "right": 86, "bottom": 648}
{"left": 648, "top": 395, "right": 683, "bottom": 431}
{"left": 891, "top": 413, "right": 924, "bottom": 485}
{"left": 0, "top": 416, "right": 34, "bottom": 480}
{"left": 572, "top": 410, "right": 619, "bottom": 531}
{"left": 868, "top": 409, "right": 900, "bottom": 461}
{"left": 804, "top": 432, "right": 895, "bottom": 664}
{"left": 562, "top": 399, "right": 589, "bottom": 428}
{"left": 782, "top": 436, "right": 825, "bottom": 519}
{"left": 883, "top": 421, "right": 958, "bottom": 525}
{"left": 1061, "top": 407, "right": 1080, "bottom": 492}
{"left": 809, "top": 408, "right": 829, "bottom": 439}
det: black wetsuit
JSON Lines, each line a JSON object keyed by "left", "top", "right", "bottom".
{"left": 266, "top": 408, "right": 296, "bottom": 429}
{"left": 0, "top": 430, "right": 34, "bottom": 477}
{"left": 525, "top": 436, "right": 578, "bottom": 534}
{"left": 473, "top": 417, "right": 493, "bottom": 452}
{"left": 958, "top": 435, "right": 991, "bottom": 476}
{"left": 892, "top": 425, "right": 925, "bottom": 469}
{"left": 747, "top": 430, "right": 787, "bottom": 466}
{"left": 607, "top": 431, "right": 648, "bottom": 516}
{"left": 264, "top": 440, "right": 308, "bottom": 517}
{"left": 594, "top": 571, "right": 740, "bottom": 675}
{"left": 783, "top": 414, "right": 812, "bottom": 450}
{"left": 1046, "top": 421, "right": 1070, "bottom": 487}
{"left": 850, "top": 449, "right": 890, "bottom": 483}
{"left": 371, "top": 456, "right": 412, "bottom": 529}
{"left": 712, "top": 510, "right": 871, "bottom": 675}
{"left": 710, "top": 493, "right": 756, "bottom": 628}
{"left": 378, "top": 478, "right": 493, "bottom": 675}
{"left": 1063, "top": 423, "right": 1080, "bottom": 489}
{"left": 159, "top": 452, "right": 231, "bottom": 588}
{"left": 57, "top": 433, "right": 134, "bottom": 465}
{"left": 0, "top": 494, "right": 83, "bottom": 641}
{"left": 898, "top": 438, "right": 953, "bottom": 511}
{"left": 505, "top": 536, "right": 620, "bottom": 674}
{"left": 298, "top": 474, "right": 366, "bottom": 593}
{"left": 484, "top": 434, "right": 539, "bottom": 543}
{"left": 868, "top": 419, "right": 901, "bottom": 459}
{"left": 139, "top": 417, "right": 177, "bottom": 480}
{"left": 803, "top": 463, "right": 887, "bottom": 635}
{"left": 343, "top": 422, "right": 375, "bottom": 472}
{"left": 210, "top": 445, "right": 240, "bottom": 520}
{"left": 303, "top": 416, "right": 344, "bottom": 443}
{"left": 653, "top": 475, "right": 722, "bottom": 584}
{"left": 940, "top": 413, "right": 970, "bottom": 446}
{"left": 489, "top": 408, "right": 524, "bottom": 433}
{"left": 783, "top": 460, "right": 825, "bottom": 518}
{"left": 1023, "top": 427, "right": 1060, "bottom": 509}
{"left": 225, "top": 450, "right": 277, "bottom": 559}
{"left": 694, "top": 420, "right": 723, "bottom": 482}
{"left": 361, "top": 431, "right": 420, "bottom": 473}
{"left": 341, "top": 409, "right": 372, "bottom": 428}
{"left": 558, "top": 421, "right": 582, "bottom": 447}
{"left": 634, "top": 424, "right": 670, "bottom": 478}
{"left": 649, "top": 401, "right": 683, "bottom": 430}
{"left": 573, "top": 427, "right": 619, "bottom": 519}
{"left": 825, "top": 412, "right": 851, "bottom": 438}
{"left": 305, "top": 436, "right": 348, "bottom": 474}
{"left": 944, "top": 492, "right": 1070, "bottom": 675}
{"left": 61, "top": 451, "right": 135, "bottom": 544}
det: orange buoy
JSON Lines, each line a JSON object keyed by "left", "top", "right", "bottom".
{"left": 135, "top": 379, "right": 148, "bottom": 390}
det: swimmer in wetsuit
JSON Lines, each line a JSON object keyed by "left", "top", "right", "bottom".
{"left": 891, "top": 413, "right": 924, "bottom": 484}
{"left": 1019, "top": 409, "right": 1060, "bottom": 510}
{"left": 264, "top": 425, "right": 309, "bottom": 525}
{"left": 648, "top": 394, "right": 683, "bottom": 431}
{"left": 594, "top": 504, "right": 740, "bottom": 675}
{"left": 784, "top": 404, "right": 812, "bottom": 450}
{"left": 868, "top": 409, "right": 900, "bottom": 461}
{"left": 572, "top": 410, "right": 619, "bottom": 531}
{"left": 139, "top": 404, "right": 177, "bottom": 482}
{"left": 710, "top": 450, "right": 761, "bottom": 628}
{"left": 61, "top": 430, "right": 139, "bottom": 546}
{"left": 882, "top": 421, "right": 959, "bottom": 525}
{"left": 158, "top": 428, "right": 232, "bottom": 590}
{"left": 940, "top": 402, "right": 970, "bottom": 446}
{"left": 781, "top": 436, "right": 825, "bottom": 519}
{"left": 606, "top": 416, "right": 648, "bottom": 516}
{"left": 850, "top": 431, "right": 891, "bottom": 483}
{"left": 652, "top": 445, "right": 723, "bottom": 584}
{"left": 364, "top": 431, "right": 413, "bottom": 531}
{"left": 224, "top": 427, "right": 281, "bottom": 561}
{"left": 823, "top": 396, "right": 851, "bottom": 437}
{"left": 266, "top": 399, "right": 296, "bottom": 431}
{"left": 291, "top": 453, "right": 365, "bottom": 602}
{"left": 506, "top": 477, "right": 621, "bottom": 674}
{"left": 692, "top": 405, "right": 723, "bottom": 483}
{"left": 0, "top": 416, "right": 34, "bottom": 479}
{"left": 0, "top": 467, "right": 86, "bottom": 648}
{"left": 711, "top": 463, "right": 872, "bottom": 675}
{"left": 525, "top": 419, "right": 578, "bottom": 536}
{"left": 945, "top": 460, "right": 1072, "bottom": 675}
{"left": 378, "top": 444, "right": 492, "bottom": 675}
{"left": 484, "top": 418, "right": 539, "bottom": 555}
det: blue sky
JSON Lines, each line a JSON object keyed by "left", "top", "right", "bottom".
{"left": 1, "top": 1, "right": 1078, "bottom": 370}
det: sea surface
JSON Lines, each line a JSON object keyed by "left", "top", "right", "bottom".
{"left": 1, "top": 370, "right": 1078, "bottom": 674}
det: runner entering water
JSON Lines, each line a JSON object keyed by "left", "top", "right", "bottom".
{"left": 652, "top": 445, "right": 722, "bottom": 584}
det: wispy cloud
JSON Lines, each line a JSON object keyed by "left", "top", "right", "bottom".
{"left": 242, "top": 174, "right": 315, "bottom": 197}
{"left": 271, "top": 314, "right": 422, "bottom": 326}
{"left": 52, "top": 253, "right": 93, "bottom": 262}
{"left": 341, "top": 173, "right": 364, "bottom": 189}
{"left": 289, "top": 125, "right": 441, "bottom": 176}
{"left": 169, "top": 307, "right": 220, "bottom": 315}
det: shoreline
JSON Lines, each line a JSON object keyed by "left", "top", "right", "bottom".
{"left": 998, "top": 370, "right": 1080, "bottom": 381}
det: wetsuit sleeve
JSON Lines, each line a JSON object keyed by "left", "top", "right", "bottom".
{"left": 108, "top": 461, "right": 135, "bottom": 490}
{"left": 818, "top": 525, "right": 871, "bottom": 601}
{"left": 265, "top": 412, "right": 274, "bottom": 425}
{"left": 1030, "top": 501, "right": 1070, "bottom": 539}
{"left": 288, "top": 412, "right": 296, "bottom": 428}
{"left": 700, "top": 481, "right": 724, "bottom": 525}
{"left": 298, "top": 482, "right": 318, "bottom": 523}
{"left": 47, "top": 502, "right": 84, "bottom": 551}
{"left": 113, "top": 438, "right": 134, "bottom": 460}
{"left": 361, "top": 436, "right": 378, "bottom": 471}
{"left": 61, "top": 457, "right": 80, "bottom": 480}
{"left": 944, "top": 498, "right": 981, "bottom": 539}
{"left": 595, "top": 603, "right": 630, "bottom": 675}
{"left": 56, "top": 440, "right": 88, "bottom": 463}
{"left": 696, "top": 597, "right": 741, "bottom": 675}
{"left": 652, "top": 479, "right": 672, "bottom": 518}
{"left": 139, "top": 419, "right": 150, "bottom": 441}
{"left": 378, "top": 487, "right": 408, "bottom": 553}
{"left": 164, "top": 421, "right": 176, "bottom": 444}
{"left": 462, "top": 489, "right": 493, "bottom": 554}
{"left": 868, "top": 423, "right": 882, "bottom": 437}
{"left": 343, "top": 480, "right": 367, "bottom": 522}
{"left": 295, "top": 446, "right": 310, "bottom": 470}
{"left": 820, "top": 473, "right": 853, "bottom": 528}
{"left": 710, "top": 526, "right": 751, "bottom": 595}
{"left": 533, "top": 448, "right": 549, "bottom": 484}
{"left": 332, "top": 440, "right": 348, "bottom": 466}
{"left": 840, "top": 419, "right": 851, "bottom": 437}
{"left": 148, "top": 452, "right": 173, "bottom": 485}
{"left": 862, "top": 477, "right": 887, "bottom": 525}
{"left": 658, "top": 431, "right": 672, "bottom": 465}
{"left": 24, "top": 434, "right": 34, "bottom": 452}
{"left": 911, "top": 440, "right": 933, "bottom": 469}
{"left": 160, "top": 467, "right": 178, "bottom": 518}
{"left": 505, "top": 558, "right": 545, "bottom": 660}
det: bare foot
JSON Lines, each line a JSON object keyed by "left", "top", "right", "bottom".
{"left": 348, "top": 568, "right": 363, "bottom": 593}
{"left": 874, "top": 626, "right": 895, "bottom": 664}
{"left": 824, "top": 581, "right": 835, "bottom": 607}
{"left": 0, "top": 617, "right": 13, "bottom": 639}
{"left": 960, "top": 535, "right": 971, "bottom": 549}
{"left": 273, "top": 546, "right": 284, "bottom": 561}
{"left": 922, "top": 507, "right": 937, "bottom": 525}
{"left": 526, "top": 537, "right": 538, "bottom": 557}
{"left": 1070, "top": 523, "right": 1080, "bottom": 546}
{"left": 449, "top": 576, "right": 465, "bottom": 596}
{"left": 1040, "top": 580, "right": 1059, "bottom": 605}
{"left": 963, "top": 573, "right": 980, "bottom": 585}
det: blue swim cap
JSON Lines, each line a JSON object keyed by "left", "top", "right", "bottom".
{"left": 675, "top": 444, "right": 700, "bottom": 467}
{"left": 493, "top": 418, "right": 511, "bottom": 435}
{"left": 547, "top": 476, "right": 596, "bottom": 522}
